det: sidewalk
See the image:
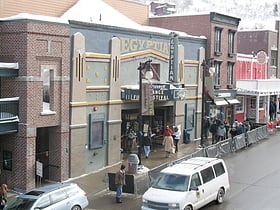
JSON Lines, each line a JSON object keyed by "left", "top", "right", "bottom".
{"left": 69, "top": 139, "right": 202, "bottom": 198}
{"left": 6, "top": 139, "right": 202, "bottom": 202}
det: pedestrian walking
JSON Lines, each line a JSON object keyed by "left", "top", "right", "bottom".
{"left": 142, "top": 132, "right": 151, "bottom": 158}
{"left": 0, "top": 184, "right": 7, "bottom": 210}
{"left": 172, "top": 126, "right": 181, "bottom": 153}
{"left": 203, "top": 116, "right": 211, "bottom": 141}
{"left": 162, "top": 133, "right": 175, "bottom": 158}
{"left": 115, "top": 164, "right": 126, "bottom": 203}
{"left": 163, "top": 125, "right": 173, "bottom": 137}
{"left": 209, "top": 119, "right": 218, "bottom": 144}
{"left": 216, "top": 122, "right": 226, "bottom": 142}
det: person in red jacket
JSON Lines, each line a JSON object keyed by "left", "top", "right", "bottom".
{"left": 163, "top": 125, "right": 173, "bottom": 137}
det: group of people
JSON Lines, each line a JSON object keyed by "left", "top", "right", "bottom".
{"left": 205, "top": 116, "right": 253, "bottom": 145}
{"left": 162, "top": 125, "right": 181, "bottom": 158}
{"left": 115, "top": 125, "right": 182, "bottom": 204}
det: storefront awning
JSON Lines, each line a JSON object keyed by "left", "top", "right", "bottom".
{"left": 214, "top": 100, "right": 228, "bottom": 106}
{"left": 226, "top": 98, "right": 240, "bottom": 105}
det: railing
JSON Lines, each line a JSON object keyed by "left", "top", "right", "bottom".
{"left": 0, "top": 97, "right": 19, "bottom": 134}
{"left": 0, "top": 97, "right": 19, "bottom": 120}
{"left": 145, "top": 125, "right": 269, "bottom": 192}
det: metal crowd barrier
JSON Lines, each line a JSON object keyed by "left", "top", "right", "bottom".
{"left": 144, "top": 125, "right": 270, "bottom": 191}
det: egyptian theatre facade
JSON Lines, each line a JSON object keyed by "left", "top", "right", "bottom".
{"left": 69, "top": 20, "right": 208, "bottom": 177}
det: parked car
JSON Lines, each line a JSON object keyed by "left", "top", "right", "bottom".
{"left": 4, "top": 182, "right": 88, "bottom": 210}
{"left": 142, "top": 157, "right": 230, "bottom": 210}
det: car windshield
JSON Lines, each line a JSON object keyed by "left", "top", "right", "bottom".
{"left": 152, "top": 173, "right": 190, "bottom": 191}
{"left": 5, "top": 197, "right": 36, "bottom": 209}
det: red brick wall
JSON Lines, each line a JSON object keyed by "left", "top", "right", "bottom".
{"left": 0, "top": 20, "right": 70, "bottom": 190}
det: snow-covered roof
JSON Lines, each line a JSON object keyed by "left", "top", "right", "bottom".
{"left": 0, "top": 13, "right": 67, "bottom": 24}
{"left": 0, "top": 0, "right": 205, "bottom": 39}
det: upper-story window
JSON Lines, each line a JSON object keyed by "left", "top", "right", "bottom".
{"left": 41, "top": 65, "right": 56, "bottom": 114}
{"left": 227, "top": 62, "right": 234, "bottom": 88}
{"left": 271, "top": 50, "right": 277, "bottom": 67}
{"left": 214, "top": 61, "right": 221, "bottom": 88}
{"left": 214, "top": 27, "right": 223, "bottom": 55}
{"left": 228, "top": 30, "right": 235, "bottom": 56}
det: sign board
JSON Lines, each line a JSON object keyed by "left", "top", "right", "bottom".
{"left": 256, "top": 50, "right": 267, "bottom": 64}
{"left": 142, "top": 83, "right": 154, "bottom": 116}
{"left": 36, "top": 161, "right": 43, "bottom": 177}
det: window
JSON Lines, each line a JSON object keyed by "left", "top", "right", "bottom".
{"left": 3, "top": 150, "right": 12, "bottom": 171}
{"left": 42, "top": 68, "right": 54, "bottom": 112}
{"left": 215, "top": 27, "right": 223, "bottom": 55}
{"left": 250, "top": 97, "right": 264, "bottom": 109}
{"left": 228, "top": 30, "right": 235, "bottom": 56}
{"left": 50, "top": 190, "right": 67, "bottom": 204}
{"left": 37, "top": 196, "right": 51, "bottom": 209}
{"left": 200, "top": 166, "right": 215, "bottom": 183}
{"left": 214, "top": 61, "right": 221, "bottom": 87}
{"left": 271, "top": 50, "right": 277, "bottom": 66}
{"left": 227, "top": 62, "right": 234, "bottom": 86}
{"left": 89, "top": 114, "right": 105, "bottom": 149}
{"left": 236, "top": 96, "right": 244, "bottom": 112}
{"left": 190, "top": 173, "right": 202, "bottom": 189}
{"left": 213, "top": 162, "right": 225, "bottom": 177}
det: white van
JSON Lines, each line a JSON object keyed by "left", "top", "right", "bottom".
{"left": 142, "top": 157, "right": 230, "bottom": 210}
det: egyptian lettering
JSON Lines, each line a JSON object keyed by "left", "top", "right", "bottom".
{"left": 120, "top": 37, "right": 169, "bottom": 54}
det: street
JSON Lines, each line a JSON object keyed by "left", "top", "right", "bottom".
{"left": 87, "top": 132, "right": 280, "bottom": 210}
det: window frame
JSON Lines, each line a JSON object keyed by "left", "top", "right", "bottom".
{"left": 89, "top": 114, "right": 105, "bottom": 149}
{"left": 214, "top": 61, "right": 222, "bottom": 88}
{"left": 214, "top": 27, "right": 223, "bottom": 55}
{"left": 213, "top": 162, "right": 226, "bottom": 177}
{"left": 227, "top": 62, "right": 234, "bottom": 87}
{"left": 228, "top": 30, "right": 235, "bottom": 56}
{"left": 271, "top": 50, "right": 277, "bottom": 67}
{"left": 200, "top": 166, "right": 215, "bottom": 184}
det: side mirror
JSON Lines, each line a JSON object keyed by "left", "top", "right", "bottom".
{"left": 190, "top": 186, "right": 199, "bottom": 191}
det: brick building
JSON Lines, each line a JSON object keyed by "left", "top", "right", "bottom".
{"left": 0, "top": 18, "right": 70, "bottom": 190}
{"left": 149, "top": 12, "right": 241, "bottom": 125}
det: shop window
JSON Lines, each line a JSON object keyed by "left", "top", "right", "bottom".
{"left": 250, "top": 97, "right": 264, "bottom": 109}
{"left": 3, "top": 150, "right": 12, "bottom": 171}
{"left": 236, "top": 96, "right": 244, "bottom": 112}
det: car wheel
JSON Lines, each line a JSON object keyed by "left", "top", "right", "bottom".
{"left": 184, "top": 205, "right": 193, "bottom": 210}
{"left": 71, "top": 205, "right": 82, "bottom": 210}
{"left": 216, "top": 188, "right": 225, "bottom": 204}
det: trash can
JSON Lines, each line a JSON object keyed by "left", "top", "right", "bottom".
{"left": 183, "top": 129, "right": 191, "bottom": 144}
{"left": 127, "top": 154, "right": 139, "bottom": 174}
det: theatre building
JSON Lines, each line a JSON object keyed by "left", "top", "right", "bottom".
{"left": 68, "top": 20, "right": 208, "bottom": 177}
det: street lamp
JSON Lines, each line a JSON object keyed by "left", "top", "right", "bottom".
{"left": 200, "top": 59, "right": 215, "bottom": 147}
{"left": 137, "top": 59, "right": 152, "bottom": 165}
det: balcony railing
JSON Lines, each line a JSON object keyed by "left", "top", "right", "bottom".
{"left": 0, "top": 97, "right": 19, "bottom": 135}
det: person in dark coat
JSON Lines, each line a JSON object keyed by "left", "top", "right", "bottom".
{"left": 142, "top": 132, "right": 151, "bottom": 158}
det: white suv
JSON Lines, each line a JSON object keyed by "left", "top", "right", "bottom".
{"left": 5, "top": 182, "right": 88, "bottom": 210}
{"left": 142, "top": 157, "right": 230, "bottom": 210}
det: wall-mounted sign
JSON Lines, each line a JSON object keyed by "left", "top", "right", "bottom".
{"left": 121, "top": 83, "right": 185, "bottom": 101}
